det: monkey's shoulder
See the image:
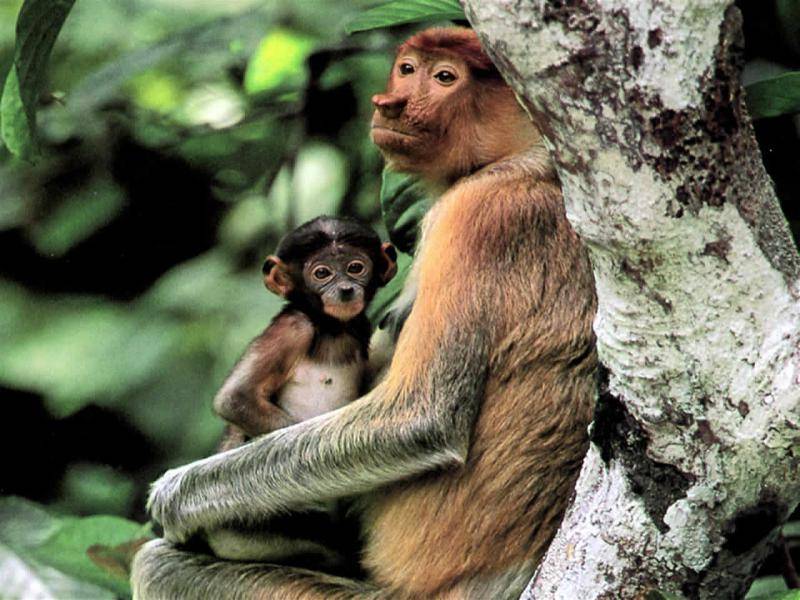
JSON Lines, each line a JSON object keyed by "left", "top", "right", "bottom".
{"left": 262, "top": 309, "right": 316, "bottom": 342}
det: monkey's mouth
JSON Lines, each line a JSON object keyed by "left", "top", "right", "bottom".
{"left": 324, "top": 300, "right": 365, "bottom": 321}
{"left": 372, "top": 125, "right": 416, "bottom": 136}
{"left": 371, "top": 124, "right": 419, "bottom": 139}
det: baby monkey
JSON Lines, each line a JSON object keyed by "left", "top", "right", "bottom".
{"left": 205, "top": 217, "right": 396, "bottom": 569}
{"left": 214, "top": 215, "right": 397, "bottom": 451}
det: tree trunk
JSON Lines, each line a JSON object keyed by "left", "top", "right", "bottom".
{"left": 461, "top": 1, "right": 800, "bottom": 597}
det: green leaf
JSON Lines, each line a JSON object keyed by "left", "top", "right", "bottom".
{"left": 244, "top": 28, "right": 315, "bottom": 95}
{"left": 0, "top": 497, "right": 149, "bottom": 598}
{"left": 346, "top": 0, "right": 465, "bottom": 34}
{"left": 380, "top": 168, "right": 431, "bottom": 254}
{"left": 366, "top": 168, "right": 432, "bottom": 328}
{"left": 367, "top": 251, "right": 412, "bottom": 327}
{"left": 0, "top": 299, "right": 181, "bottom": 417}
{"left": 783, "top": 520, "right": 800, "bottom": 538}
{"left": 745, "top": 575, "right": 790, "bottom": 599}
{"left": 745, "top": 72, "right": 800, "bottom": 119}
{"left": 0, "top": 0, "right": 76, "bottom": 159}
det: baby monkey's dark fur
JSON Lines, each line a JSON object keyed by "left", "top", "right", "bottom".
{"left": 214, "top": 215, "right": 397, "bottom": 450}
{"left": 207, "top": 216, "right": 396, "bottom": 569}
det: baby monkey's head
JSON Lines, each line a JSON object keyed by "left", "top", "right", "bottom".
{"left": 263, "top": 216, "right": 397, "bottom": 322}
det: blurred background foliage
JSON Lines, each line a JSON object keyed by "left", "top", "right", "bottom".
{"left": 0, "top": 0, "right": 798, "bottom": 598}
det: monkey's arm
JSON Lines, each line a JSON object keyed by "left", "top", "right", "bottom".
{"left": 213, "top": 311, "right": 313, "bottom": 436}
{"left": 150, "top": 262, "right": 491, "bottom": 543}
{"left": 148, "top": 176, "right": 515, "bottom": 543}
{"left": 151, "top": 326, "right": 487, "bottom": 542}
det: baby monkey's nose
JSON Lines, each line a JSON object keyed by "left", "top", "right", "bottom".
{"left": 339, "top": 286, "right": 355, "bottom": 301}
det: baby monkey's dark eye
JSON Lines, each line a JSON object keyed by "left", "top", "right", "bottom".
{"left": 313, "top": 266, "right": 332, "bottom": 280}
{"left": 347, "top": 261, "right": 365, "bottom": 275}
{"left": 433, "top": 70, "right": 456, "bottom": 85}
{"left": 399, "top": 63, "right": 415, "bottom": 75}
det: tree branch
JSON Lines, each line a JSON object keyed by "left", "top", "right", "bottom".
{"left": 462, "top": 1, "right": 800, "bottom": 597}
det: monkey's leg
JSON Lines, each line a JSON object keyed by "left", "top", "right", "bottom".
{"left": 132, "top": 538, "right": 385, "bottom": 600}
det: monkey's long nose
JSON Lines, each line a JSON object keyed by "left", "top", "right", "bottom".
{"left": 372, "top": 93, "right": 406, "bottom": 119}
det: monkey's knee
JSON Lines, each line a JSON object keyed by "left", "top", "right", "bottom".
{"left": 131, "top": 537, "right": 382, "bottom": 600}
{"left": 131, "top": 538, "right": 182, "bottom": 600}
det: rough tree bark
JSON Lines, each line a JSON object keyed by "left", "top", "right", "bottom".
{"left": 460, "top": 1, "right": 800, "bottom": 598}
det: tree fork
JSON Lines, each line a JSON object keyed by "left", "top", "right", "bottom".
{"left": 461, "top": 1, "right": 800, "bottom": 597}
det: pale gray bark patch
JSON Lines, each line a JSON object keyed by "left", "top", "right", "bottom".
{"left": 461, "top": 1, "right": 800, "bottom": 598}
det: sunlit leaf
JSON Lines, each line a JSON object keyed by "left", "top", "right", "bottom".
{"left": 293, "top": 143, "right": 348, "bottom": 224}
{"left": 745, "top": 72, "right": 800, "bottom": 119}
{"left": 346, "top": 0, "right": 465, "bottom": 34}
{"left": 67, "top": 10, "right": 273, "bottom": 115}
{"left": 0, "top": 543, "right": 115, "bottom": 600}
{"left": 0, "top": 0, "right": 76, "bottom": 159}
{"left": 129, "top": 71, "right": 183, "bottom": 114}
{"left": 244, "top": 28, "right": 315, "bottom": 95}
{"left": 0, "top": 497, "right": 148, "bottom": 598}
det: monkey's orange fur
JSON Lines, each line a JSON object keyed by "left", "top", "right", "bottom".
{"left": 365, "top": 147, "right": 597, "bottom": 597}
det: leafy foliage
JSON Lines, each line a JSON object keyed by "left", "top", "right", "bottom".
{"left": 746, "top": 72, "right": 800, "bottom": 119}
{"left": 0, "top": 497, "right": 151, "bottom": 598}
{"left": 346, "top": 0, "right": 465, "bottom": 34}
{"left": 0, "top": 0, "right": 75, "bottom": 159}
{"left": 379, "top": 168, "right": 431, "bottom": 253}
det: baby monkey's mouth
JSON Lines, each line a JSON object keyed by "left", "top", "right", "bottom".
{"left": 324, "top": 300, "right": 365, "bottom": 321}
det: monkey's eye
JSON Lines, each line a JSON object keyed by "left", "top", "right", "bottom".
{"left": 398, "top": 63, "right": 415, "bottom": 76}
{"left": 347, "top": 261, "right": 365, "bottom": 275}
{"left": 433, "top": 70, "right": 457, "bottom": 85}
{"left": 312, "top": 266, "right": 333, "bottom": 281}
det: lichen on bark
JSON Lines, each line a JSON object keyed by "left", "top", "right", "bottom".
{"left": 461, "top": 1, "right": 800, "bottom": 597}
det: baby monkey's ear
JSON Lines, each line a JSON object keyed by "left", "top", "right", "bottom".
{"left": 380, "top": 242, "right": 398, "bottom": 284}
{"left": 263, "top": 256, "right": 294, "bottom": 297}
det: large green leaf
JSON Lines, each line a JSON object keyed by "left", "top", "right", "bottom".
{"left": 380, "top": 168, "right": 431, "bottom": 254}
{"left": 367, "top": 251, "right": 412, "bottom": 327}
{"left": 0, "top": 0, "right": 76, "bottom": 159}
{"left": 0, "top": 497, "right": 150, "bottom": 598}
{"left": 745, "top": 72, "right": 800, "bottom": 119}
{"left": 366, "top": 168, "right": 431, "bottom": 328}
{"left": 346, "top": 0, "right": 465, "bottom": 34}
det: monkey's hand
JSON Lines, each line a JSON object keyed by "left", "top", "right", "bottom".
{"left": 147, "top": 463, "right": 196, "bottom": 544}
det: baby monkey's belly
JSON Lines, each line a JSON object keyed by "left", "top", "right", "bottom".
{"left": 277, "top": 358, "right": 364, "bottom": 421}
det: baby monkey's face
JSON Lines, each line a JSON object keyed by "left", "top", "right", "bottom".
{"left": 303, "top": 244, "right": 374, "bottom": 321}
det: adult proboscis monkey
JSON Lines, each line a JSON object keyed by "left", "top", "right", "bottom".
{"left": 132, "top": 27, "right": 597, "bottom": 600}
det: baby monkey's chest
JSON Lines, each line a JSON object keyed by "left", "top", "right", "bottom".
{"left": 277, "top": 358, "right": 364, "bottom": 421}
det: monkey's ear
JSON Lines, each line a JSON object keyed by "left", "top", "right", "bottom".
{"left": 263, "top": 255, "right": 294, "bottom": 297}
{"left": 379, "top": 242, "right": 398, "bottom": 284}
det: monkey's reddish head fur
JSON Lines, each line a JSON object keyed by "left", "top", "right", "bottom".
{"left": 371, "top": 27, "right": 538, "bottom": 184}
{"left": 397, "top": 27, "right": 500, "bottom": 78}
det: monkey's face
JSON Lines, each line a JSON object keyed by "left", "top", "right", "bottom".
{"left": 370, "top": 50, "right": 472, "bottom": 173}
{"left": 302, "top": 245, "right": 374, "bottom": 321}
